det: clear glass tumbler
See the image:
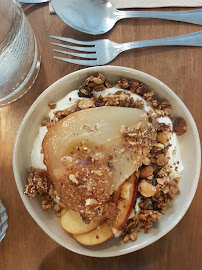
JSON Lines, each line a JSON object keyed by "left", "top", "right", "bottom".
{"left": 0, "top": 0, "right": 41, "bottom": 106}
{"left": 0, "top": 201, "right": 8, "bottom": 243}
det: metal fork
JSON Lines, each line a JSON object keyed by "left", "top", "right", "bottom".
{"left": 51, "top": 31, "right": 202, "bottom": 66}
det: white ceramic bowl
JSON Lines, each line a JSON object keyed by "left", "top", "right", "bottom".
{"left": 13, "top": 66, "right": 201, "bottom": 257}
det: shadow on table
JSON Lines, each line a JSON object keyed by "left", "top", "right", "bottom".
{"left": 22, "top": 2, "right": 48, "bottom": 16}
{"left": 38, "top": 235, "right": 171, "bottom": 270}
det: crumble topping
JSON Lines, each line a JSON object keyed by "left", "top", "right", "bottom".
{"left": 53, "top": 142, "right": 118, "bottom": 223}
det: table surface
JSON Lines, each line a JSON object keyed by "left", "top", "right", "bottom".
{"left": 0, "top": 3, "right": 202, "bottom": 270}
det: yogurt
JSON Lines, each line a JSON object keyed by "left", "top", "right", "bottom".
{"left": 31, "top": 88, "right": 183, "bottom": 178}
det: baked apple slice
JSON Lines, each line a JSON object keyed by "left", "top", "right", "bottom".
{"left": 61, "top": 209, "right": 98, "bottom": 235}
{"left": 112, "top": 173, "right": 137, "bottom": 230}
{"left": 73, "top": 222, "right": 114, "bottom": 246}
{"left": 73, "top": 174, "right": 137, "bottom": 246}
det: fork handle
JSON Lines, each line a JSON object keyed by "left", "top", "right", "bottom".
{"left": 19, "top": 0, "right": 49, "bottom": 2}
{"left": 119, "top": 31, "right": 202, "bottom": 52}
{"left": 116, "top": 9, "right": 202, "bottom": 25}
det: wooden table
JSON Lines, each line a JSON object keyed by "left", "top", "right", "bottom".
{"left": 0, "top": 3, "right": 201, "bottom": 270}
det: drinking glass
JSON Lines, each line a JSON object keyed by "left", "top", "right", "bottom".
{"left": 0, "top": 0, "right": 41, "bottom": 106}
{"left": 0, "top": 201, "right": 8, "bottom": 243}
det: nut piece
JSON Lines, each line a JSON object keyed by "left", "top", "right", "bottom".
{"left": 128, "top": 79, "right": 146, "bottom": 95}
{"left": 128, "top": 208, "right": 135, "bottom": 219}
{"left": 93, "top": 84, "right": 106, "bottom": 92}
{"left": 156, "top": 177, "right": 166, "bottom": 185}
{"left": 140, "top": 165, "right": 154, "bottom": 178}
{"left": 138, "top": 180, "right": 156, "bottom": 197}
{"left": 69, "top": 174, "right": 79, "bottom": 185}
{"left": 156, "top": 154, "right": 167, "bottom": 166}
{"left": 78, "top": 85, "right": 93, "bottom": 98}
{"left": 92, "top": 77, "right": 103, "bottom": 84}
{"left": 142, "top": 157, "right": 151, "bottom": 166}
{"left": 78, "top": 98, "right": 95, "bottom": 110}
{"left": 48, "top": 103, "right": 56, "bottom": 109}
{"left": 173, "top": 117, "right": 187, "bottom": 136}
{"left": 118, "top": 78, "right": 129, "bottom": 89}
{"left": 156, "top": 132, "right": 168, "bottom": 145}
{"left": 41, "top": 116, "right": 51, "bottom": 127}
{"left": 111, "top": 227, "right": 120, "bottom": 236}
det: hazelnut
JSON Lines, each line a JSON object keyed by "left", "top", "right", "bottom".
{"left": 138, "top": 180, "right": 156, "bottom": 197}
{"left": 140, "top": 166, "right": 154, "bottom": 178}
{"left": 156, "top": 132, "right": 168, "bottom": 145}
{"left": 173, "top": 117, "right": 187, "bottom": 136}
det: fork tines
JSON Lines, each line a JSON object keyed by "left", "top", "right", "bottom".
{"left": 51, "top": 36, "right": 98, "bottom": 66}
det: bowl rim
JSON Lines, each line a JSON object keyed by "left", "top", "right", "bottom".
{"left": 13, "top": 66, "right": 201, "bottom": 257}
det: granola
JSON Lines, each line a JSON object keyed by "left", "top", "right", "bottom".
{"left": 24, "top": 73, "right": 187, "bottom": 244}
{"left": 24, "top": 168, "right": 66, "bottom": 216}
